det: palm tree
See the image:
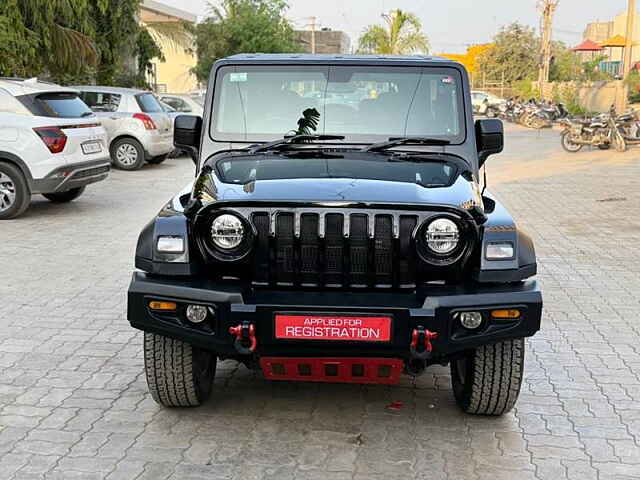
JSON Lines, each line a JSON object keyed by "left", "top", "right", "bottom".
{"left": 358, "top": 9, "right": 430, "bottom": 55}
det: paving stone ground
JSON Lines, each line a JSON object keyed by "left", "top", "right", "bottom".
{"left": 1, "top": 124, "right": 640, "bottom": 479}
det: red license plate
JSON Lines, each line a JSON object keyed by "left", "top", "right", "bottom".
{"left": 274, "top": 314, "right": 392, "bottom": 342}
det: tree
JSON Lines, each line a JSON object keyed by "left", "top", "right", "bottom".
{"left": 440, "top": 44, "right": 492, "bottom": 76}
{"left": 358, "top": 9, "right": 429, "bottom": 55}
{"left": 477, "top": 23, "right": 539, "bottom": 84}
{"left": 549, "top": 41, "right": 582, "bottom": 82}
{"left": 191, "top": 0, "right": 301, "bottom": 82}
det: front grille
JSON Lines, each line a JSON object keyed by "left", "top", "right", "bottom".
{"left": 249, "top": 210, "right": 420, "bottom": 289}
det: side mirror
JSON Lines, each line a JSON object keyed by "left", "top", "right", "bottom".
{"left": 475, "top": 118, "right": 504, "bottom": 167}
{"left": 174, "top": 115, "right": 202, "bottom": 165}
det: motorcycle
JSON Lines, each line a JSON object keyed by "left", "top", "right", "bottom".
{"left": 559, "top": 111, "right": 626, "bottom": 153}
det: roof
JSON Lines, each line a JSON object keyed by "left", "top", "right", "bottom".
{"left": 601, "top": 35, "right": 629, "bottom": 47}
{"left": 140, "top": 0, "right": 197, "bottom": 23}
{"left": 572, "top": 39, "right": 604, "bottom": 52}
{"left": 218, "top": 53, "right": 455, "bottom": 65}
{"left": 0, "top": 78, "right": 75, "bottom": 96}
{"left": 71, "top": 85, "right": 150, "bottom": 95}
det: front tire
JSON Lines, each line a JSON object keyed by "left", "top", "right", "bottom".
{"left": 451, "top": 338, "right": 525, "bottom": 415}
{"left": 560, "top": 130, "right": 583, "bottom": 152}
{"left": 144, "top": 332, "right": 216, "bottom": 407}
{"left": 42, "top": 186, "right": 85, "bottom": 203}
{"left": 0, "top": 161, "right": 31, "bottom": 220}
{"left": 111, "top": 138, "right": 145, "bottom": 170}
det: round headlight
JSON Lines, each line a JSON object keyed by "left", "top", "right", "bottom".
{"left": 425, "top": 218, "right": 459, "bottom": 254}
{"left": 211, "top": 214, "right": 244, "bottom": 250}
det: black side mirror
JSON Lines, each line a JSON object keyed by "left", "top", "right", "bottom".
{"left": 475, "top": 118, "right": 504, "bottom": 167}
{"left": 174, "top": 115, "right": 202, "bottom": 165}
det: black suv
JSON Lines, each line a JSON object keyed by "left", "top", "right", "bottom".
{"left": 128, "top": 54, "right": 542, "bottom": 415}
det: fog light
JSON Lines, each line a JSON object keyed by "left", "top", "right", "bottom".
{"left": 459, "top": 311, "right": 483, "bottom": 329}
{"left": 186, "top": 304, "right": 208, "bottom": 323}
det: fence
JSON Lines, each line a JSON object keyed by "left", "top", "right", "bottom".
{"left": 538, "top": 80, "right": 626, "bottom": 113}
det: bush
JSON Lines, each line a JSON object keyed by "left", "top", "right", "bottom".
{"left": 552, "top": 83, "right": 585, "bottom": 116}
{"left": 513, "top": 80, "right": 540, "bottom": 101}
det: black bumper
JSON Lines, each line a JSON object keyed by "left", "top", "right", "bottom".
{"left": 31, "top": 159, "right": 110, "bottom": 194}
{"left": 127, "top": 272, "right": 542, "bottom": 360}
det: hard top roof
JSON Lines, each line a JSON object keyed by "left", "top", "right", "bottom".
{"left": 216, "top": 53, "right": 462, "bottom": 67}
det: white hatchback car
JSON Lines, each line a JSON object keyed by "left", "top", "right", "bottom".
{"left": 159, "top": 93, "right": 204, "bottom": 117}
{"left": 0, "top": 78, "right": 110, "bottom": 220}
{"left": 74, "top": 86, "right": 173, "bottom": 170}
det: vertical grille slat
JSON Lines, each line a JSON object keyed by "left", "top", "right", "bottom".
{"left": 349, "top": 214, "right": 368, "bottom": 287}
{"left": 399, "top": 215, "right": 418, "bottom": 288}
{"left": 275, "top": 213, "right": 295, "bottom": 285}
{"left": 324, "top": 214, "right": 344, "bottom": 287}
{"left": 252, "top": 212, "right": 270, "bottom": 285}
{"left": 300, "top": 213, "right": 320, "bottom": 286}
{"left": 251, "top": 209, "right": 420, "bottom": 289}
{"left": 374, "top": 215, "right": 393, "bottom": 287}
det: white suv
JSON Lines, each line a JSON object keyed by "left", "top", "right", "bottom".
{"left": 74, "top": 86, "right": 173, "bottom": 170}
{"left": 0, "top": 78, "right": 110, "bottom": 220}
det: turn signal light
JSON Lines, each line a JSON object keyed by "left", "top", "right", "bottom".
{"left": 149, "top": 301, "right": 177, "bottom": 311}
{"left": 491, "top": 309, "right": 521, "bottom": 319}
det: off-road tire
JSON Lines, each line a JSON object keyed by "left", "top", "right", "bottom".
{"left": 144, "top": 332, "right": 216, "bottom": 407}
{"left": 0, "top": 161, "right": 31, "bottom": 220}
{"left": 451, "top": 338, "right": 525, "bottom": 416}
{"left": 147, "top": 154, "right": 168, "bottom": 165}
{"left": 42, "top": 186, "right": 85, "bottom": 203}
{"left": 110, "top": 137, "right": 145, "bottom": 170}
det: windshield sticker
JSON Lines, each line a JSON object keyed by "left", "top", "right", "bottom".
{"left": 230, "top": 72, "right": 248, "bottom": 82}
{"left": 441, "top": 76, "right": 453, "bottom": 84}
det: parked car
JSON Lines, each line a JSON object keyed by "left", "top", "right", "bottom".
{"left": 471, "top": 90, "right": 505, "bottom": 116}
{"left": 160, "top": 93, "right": 204, "bottom": 117}
{"left": 0, "top": 78, "right": 110, "bottom": 219}
{"left": 159, "top": 101, "right": 183, "bottom": 158}
{"left": 74, "top": 86, "right": 173, "bottom": 170}
{"left": 127, "top": 54, "right": 542, "bottom": 416}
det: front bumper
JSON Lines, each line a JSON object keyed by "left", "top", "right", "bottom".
{"left": 32, "top": 158, "right": 111, "bottom": 194}
{"left": 128, "top": 272, "right": 542, "bottom": 360}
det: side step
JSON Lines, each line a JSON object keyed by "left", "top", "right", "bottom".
{"left": 259, "top": 357, "right": 404, "bottom": 385}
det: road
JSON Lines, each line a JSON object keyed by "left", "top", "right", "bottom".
{"left": 1, "top": 125, "right": 639, "bottom": 479}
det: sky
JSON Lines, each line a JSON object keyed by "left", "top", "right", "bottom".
{"left": 166, "top": 0, "right": 629, "bottom": 53}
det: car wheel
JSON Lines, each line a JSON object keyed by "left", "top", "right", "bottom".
{"left": 560, "top": 130, "right": 583, "bottom": 153}
{"left": 111, "top": 138, "right": 145, "bottom": 170}
{"left": 42, "top": 186, "right": 85, "bottom": 203}
{"left": 144, "top": 332, "right": 216, "bottom": 407}
{"left": 451, "top": 338, "right": 524, "bottom": 415}
{"left": 147, "top": 154, "right": 168, "bottom": 165}
{"left": 0, "top": 161, "right": 31, "bottom": 220}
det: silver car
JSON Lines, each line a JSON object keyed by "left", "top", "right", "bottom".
{"left": 74, "top": 86, "right": 173, "bottom": 170}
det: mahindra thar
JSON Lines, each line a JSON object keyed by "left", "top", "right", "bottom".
{"left": 128, "top": 54, "right": 542, "bottom": 415}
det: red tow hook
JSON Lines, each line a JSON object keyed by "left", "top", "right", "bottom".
{"left": 229, "top": 322, "right": 257, "bottom": 354}
{"left": 410, "top": 326, "right": 438, "bottom": 360}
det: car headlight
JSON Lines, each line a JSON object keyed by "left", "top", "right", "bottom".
{"left": 210, "top": 214, "right": 245, "bottom": 250}
{"left": 425, "top": 218, "right": 459, "bottom": 254}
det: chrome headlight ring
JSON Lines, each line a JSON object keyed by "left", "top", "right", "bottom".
{"left": 199, "top": 210, "right": 254, "bottom": 262}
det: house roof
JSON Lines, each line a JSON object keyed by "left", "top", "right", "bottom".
{"left": 141, "top": 0, "right": 197, "bottom": 23}
{"left": 572, "top": 39, "right": 604, "bottom": 52}
{"left": 601, "top": 35, "right": 629, "bottom": 47}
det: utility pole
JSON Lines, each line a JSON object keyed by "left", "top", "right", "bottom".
{"left": 617, "top": 0, "right": 637, "bottom": 112}
{"left": 537, "top": 0, "right": 559, "bottom": 99}
{"left": 309, "top": 16, "right": 317, "bottom": 54}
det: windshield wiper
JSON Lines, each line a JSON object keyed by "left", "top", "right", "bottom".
{"left": 80, "top": 111, "right": 94, "bottom": 117}
{"left": 362, "top": 136, "right": 451, "bottom": 152}
{"left": 249, "top": 134, "right": 345, "bottom": 154}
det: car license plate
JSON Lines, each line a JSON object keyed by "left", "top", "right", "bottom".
{"left": 81, "top": 141, "right": 102, "bottom": 155}
{"left": 274, "top": 314, "right": 392, "bottom": 342}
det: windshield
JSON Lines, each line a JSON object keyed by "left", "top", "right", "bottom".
{"left": 211, "top": 65, "right": 465, "bottom": 144}
{"left": 216, "top": 154, "right": 459, "bottom": 187}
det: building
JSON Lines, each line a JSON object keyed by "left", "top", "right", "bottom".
{"left": 139, "top": 0, "right": 198, "bottom": 93}
{"left": 296, "top": 29, "right": 351, "bottom": 54}
{"left": 583, "top": 10, "right": 640, "bottom": 70}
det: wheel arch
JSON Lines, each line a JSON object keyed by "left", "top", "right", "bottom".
{"left": 109, "top": 134, "right": 144, "bottom": 152}
{"left": 0, "top": 151, "right": 33, "bottom": 191}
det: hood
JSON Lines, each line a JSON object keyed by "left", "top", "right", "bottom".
{"left": 191, "top": 167, "right": 483, "bottom": 214}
